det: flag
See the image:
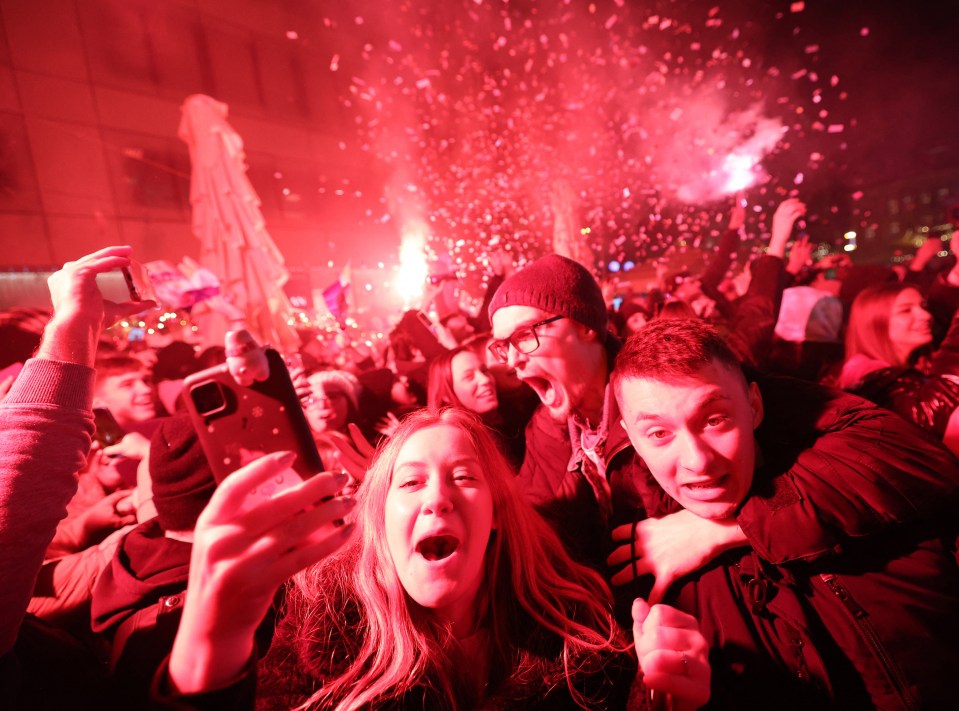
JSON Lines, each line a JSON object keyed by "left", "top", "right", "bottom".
{"left": 323, "top": 263, "right": 351, "bottom": 325}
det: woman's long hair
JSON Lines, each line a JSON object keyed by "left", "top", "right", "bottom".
{"left": 845, "top": 282, "right": 919, "bottom": 367}
{"left": 291, "top": 408, "right": 625, "bottom": 710}
{"left": 426, "top": 344, "right": 475, "bottom": 410}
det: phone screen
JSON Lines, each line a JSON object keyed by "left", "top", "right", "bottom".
{"left": 93, "top": 407, "right": 126, "bottom": 447}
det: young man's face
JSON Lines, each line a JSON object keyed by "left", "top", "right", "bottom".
{"left": 617, "top": 360, "right": 763, "bottom": 520}
{"left": 94, "top": 370, "right": 156, "bottom": 427}
{"left": 490, "top": 305, "right": 604, "bottom": 422}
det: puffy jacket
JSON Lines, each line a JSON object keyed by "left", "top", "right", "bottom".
{"left": 640, "top": 377, "right": 959, "bottom": 709}
{"left": 844, "top": 363, "right": 959, "bottom": 438}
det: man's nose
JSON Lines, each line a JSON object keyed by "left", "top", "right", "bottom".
{"left": 678, "top": 432, "right": 713, "bottom": 472}
{"left": 506, "top": 344, "right": 528, "bottom": 369}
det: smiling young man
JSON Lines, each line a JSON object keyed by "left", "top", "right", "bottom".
{"left": 93, "top": 355, "right": 157, "bottom": 429}
{"left": 611, "top": 318, "right": 959, "bottom": 709}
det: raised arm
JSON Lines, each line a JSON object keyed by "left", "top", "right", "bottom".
{"left": 0, "top": 245, "right": 154, "bottom": 654}
{"left": 738, "top": 378, "right": 959, "bottom": 564}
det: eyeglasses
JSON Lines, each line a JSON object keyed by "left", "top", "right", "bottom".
{"left": 488, "top": 315, "right": 565, "bottom": 364}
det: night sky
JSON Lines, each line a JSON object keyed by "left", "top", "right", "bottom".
{"left": 297, "top": 0, "right": 958, "bottom": 290}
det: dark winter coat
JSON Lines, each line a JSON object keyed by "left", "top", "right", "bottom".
{"left": 641, "top": 377, "right": 959, "bottom": 709}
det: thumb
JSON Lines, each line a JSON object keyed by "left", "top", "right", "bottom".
{"left": 632, "top": 597, "right": 651, "bottom": 648}
{"left": 648, "top": 578, "right": 668, "bottom": 606}
{"left": 104, "top": 488, "right": 133, "bottom": 503}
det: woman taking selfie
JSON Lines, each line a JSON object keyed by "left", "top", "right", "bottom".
{"left": 161, "top": 408, "right": 710, "bottom": 709}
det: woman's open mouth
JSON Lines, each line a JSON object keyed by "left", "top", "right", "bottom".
{"left": 416, "top": 534, "right": 460, "bottom": 561}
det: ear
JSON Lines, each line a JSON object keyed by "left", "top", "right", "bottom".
{"left": 572, "top": 320, "right": 599, "bottom": 343}
{"left": 747, "top": 381, "right": 764, "bottom": 429}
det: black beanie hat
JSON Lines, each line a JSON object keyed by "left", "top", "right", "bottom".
{"left": 149, "top": 414, "right": 217, "bottom": 532}
{"left": 488, "top": 254, "right": 608, "bottom": 341}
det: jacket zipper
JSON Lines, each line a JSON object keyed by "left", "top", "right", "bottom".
{"left": 819, "top": 573, "right": 919, "bottom": 711}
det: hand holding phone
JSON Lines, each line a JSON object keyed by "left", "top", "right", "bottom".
{"left": 183, "top": 349, "right": 324, "bottom": 483}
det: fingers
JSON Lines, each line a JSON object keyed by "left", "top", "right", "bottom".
{"left": 206, "top": 451, "right": 300, "bottom": 516}
{"left": 239, "top": 494, "right": 356, "bottom": 563}
{"left": 274, "top": 521, "right": 356, "bottom": 580}
{"left": 104, "top": 299, "right": 158, "bottom": 322}
{"left": 641, "top": 603, "right": 703, "bottom": 635}
{"left": 607, "top": 536, "right": 638, "bottom": 565}
{"left": 101, "top": 488, "right": 135, "bottom": 505}
{"left": 609, "top": 522, "right": 636, "bottom": 542}
{"left": 238, "top": 470, "right": 353, "bottom": 534}
{"left": 347, "top": 422, "right": 376, "bottom": 457}
{"left": 610, "top": 558, "right": 651, "bottom": 587}
{"left": 635, "top": 603, "right": 711, "bottom": 706}
{"left": 328, "top": 435, "right": 371, "bottom": 481}
{"left": 67, "top": 245, "right": 134, "bottom": 268}
{"left": 648, "top": 578, "right": 668, "bottom": 605}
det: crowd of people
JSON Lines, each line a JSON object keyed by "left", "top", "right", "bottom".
{"left": 2, "top": 193, "right": 959, "bottom": 710}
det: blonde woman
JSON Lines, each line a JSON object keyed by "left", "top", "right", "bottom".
{"left": 163, "top": 408, "right": 711, "bottom": 710}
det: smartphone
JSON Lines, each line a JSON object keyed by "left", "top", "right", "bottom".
{"left": 182, "top": 348, "right": 324, "bottom": 483}
{"left": 397, "top": 309, "right": 446, "bottom": 359}
{"left": 93, "top": 407, "right": 126, "bottom": 447}
{"left": 95, "top": 261, "right": 155, "bottom": 304}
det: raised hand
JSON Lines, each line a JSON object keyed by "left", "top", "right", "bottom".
{"left": 910, "top": 236, "right": 943, "bottom": 273}
{"left": 102, "top": 431, "right": 151, "bottom": 461}
{"left": 786, "top": 234, "right": 813, "bottom": 276}
{"left": 769, "top": 198, "right": 807, "bottom": 257}
{"left": 633, "top": 599, "right": 711, "bottom": 711}
{"left": 169, "top": 451, "right": 355, "bottom": 693}
{"left": 328, "top": 422, "right": 377, "bottom": 484}
{"left": 727, "top": 194, "right": 746, "bottom": 232}
{"left": 375, "top": 411, "right": 402, "bottom": 439}
{"left": 38, "top": 246, "right": 156, "bottom": 366}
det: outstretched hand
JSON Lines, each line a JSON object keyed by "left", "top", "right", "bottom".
{"left": 375, "top": 411, "right": 402, "bottom": 439}
{"left": 38, "top": 246, "right": 156, "bottom": 365}
{"left": 633, "top": 599, "right": 711, "bottom": 711}
{"left": 786, "top": 235, "right": 813, "bottom": 276}
{"left": 911, "top": 236, "right": 943, "bottom": 272}
{"left": 328, "top": 422, "right": 377, "bottom": 484}
{"left": 769, "top": 198, "right": 807, "bottom": 257}
{"left": 727, "top": 196, "right": 746, "bottom": 232}
{"left": 608, "top": 510, "right": 747, "bottom": 603}
{"left": 169, "top": 451, "right": 356, "bottom": 693}
{"left": 47, "top": 245, "right": 157, "bottom": 327}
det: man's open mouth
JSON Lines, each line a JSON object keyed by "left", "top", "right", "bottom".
{"left": 522, "top": 376, "right": 557, "bottom": 406}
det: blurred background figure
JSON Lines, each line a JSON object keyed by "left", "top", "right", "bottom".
{"left": 427, "top": 342, "right": 537, "bottom": 467}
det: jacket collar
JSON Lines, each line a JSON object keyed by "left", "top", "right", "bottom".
{"left": 567, "top": 380, "right": 633, "bottom": 472}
